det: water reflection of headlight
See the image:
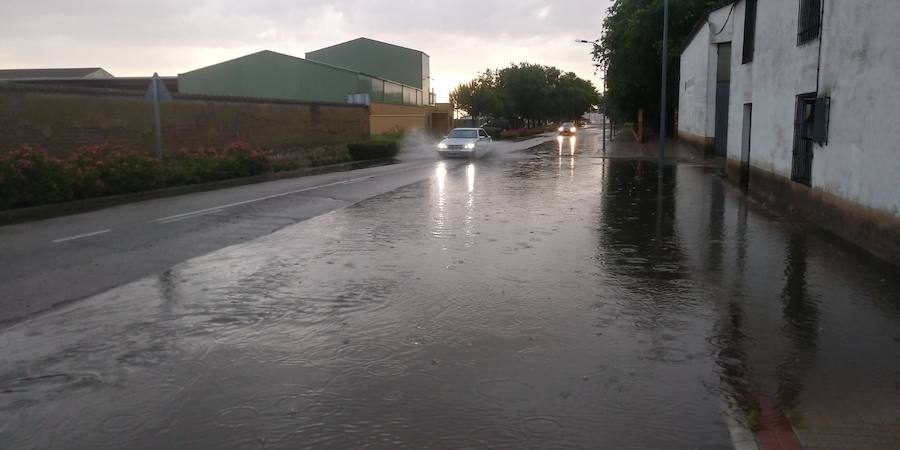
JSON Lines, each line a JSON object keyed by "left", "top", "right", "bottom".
{"left": 557, "top": 136, "right": 564, "bottom": 155}
{"left": 466, "top": 163, "right": 475, "bottom": 192}
{"left": 569, "top": 137, "right": 577, "bottom": 156}
{"left": 436, "top": 162, "right": 447, "bottom": 191}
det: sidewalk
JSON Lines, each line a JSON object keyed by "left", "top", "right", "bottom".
{"left": 586, "top": 124, "right": 900, "bottom": 450}
{"left": 587, "top": 125, "right": 714, "bottom": 164}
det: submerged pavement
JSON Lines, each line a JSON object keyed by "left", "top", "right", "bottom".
{"left": 1, "top": 128, "right": 898, "bottom": 449}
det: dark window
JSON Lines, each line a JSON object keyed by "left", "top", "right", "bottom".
{"left": 813, "top": 97, "right": 830, "bottom": 145}
{"left": 798, "top": 0, "right": 821, "bottom": 45}
{"left": 792, "top": 93, "right": 817, "bottom": 185}
{"left": 742, "top": 0, "right": 757, "bottom": 63}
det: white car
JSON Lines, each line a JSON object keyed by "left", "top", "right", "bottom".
{"left": 437, "top": 128, "right": 492, "bottom": 158}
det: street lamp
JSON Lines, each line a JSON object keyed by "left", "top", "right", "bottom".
{"left": 575, "top": 38, "right": 608, "bottom": 151}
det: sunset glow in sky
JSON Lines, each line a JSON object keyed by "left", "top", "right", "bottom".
{"left": 2, "top": 0, "right": 612, "bottom": 102}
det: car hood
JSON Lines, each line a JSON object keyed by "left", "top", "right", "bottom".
{"left": 441, "top": 138, "right": 478, "bottom": 145}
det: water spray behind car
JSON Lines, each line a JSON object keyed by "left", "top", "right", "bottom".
{"left": 396, "top": 128, "right": 445, "bottom": 162}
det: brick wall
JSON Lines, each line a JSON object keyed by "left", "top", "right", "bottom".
{"left": 369, "top": 102, "right": 430, "bottom": 134}
{"left": 0, "top": 84, "right": 370, "bottom": 157}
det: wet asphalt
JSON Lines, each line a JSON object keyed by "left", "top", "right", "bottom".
{"left": 1, "top": 128, "right": 899, "bottom": 449}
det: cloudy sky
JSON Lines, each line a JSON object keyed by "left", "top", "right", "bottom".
{"left": 3, "top": 0, "right": 611, "bottom": 101}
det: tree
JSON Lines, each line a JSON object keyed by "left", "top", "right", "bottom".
{"left": 450, "top": 69, "right": 505, "bottom": 122}
{"left": 592, "top": 0, "right": 729, "bottom": 134}
{"left": 554, "top": 72, "right": 599, "bottom": 120}
{"left": 452, "top": 64, "right": 598, "bottom": 128}
{"left": 449, "top": 82, "right": 476, "bottom": 118}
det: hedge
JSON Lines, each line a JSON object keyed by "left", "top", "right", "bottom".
{"left": 347, "top": 141, "right": 400, "bottom": 161}
{"left": 482, "top": 127, "right": 503, "bottom": 139}
{"left": 499, "top": 127, "right": 547, "bottom": 140}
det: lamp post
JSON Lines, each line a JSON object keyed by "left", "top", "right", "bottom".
{"left": 575, "top": 39, "right": 607, "bottom": 151}
{"left": 658, "top": 0, "right": 669, "bottom": 180}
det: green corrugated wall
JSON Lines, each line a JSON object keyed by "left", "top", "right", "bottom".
{"left": 178, "top": 51, "right": 360, "bottom": 103}
{"left": 306, "top": 38, "right": 426, "bottom": 90}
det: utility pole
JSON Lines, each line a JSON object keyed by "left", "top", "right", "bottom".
{"left": 602, "top": 61, "right": 608, "bottom": 152}
{"left": 658, "top": 0, "right": 669, "bottom": 180}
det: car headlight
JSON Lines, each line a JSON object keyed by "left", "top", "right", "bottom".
{"left": 464, "top": 143, "right": 476, "bottom": 149}
{"left": 570, "top": 127, "right": 577, "bottom": 132}
{"left": 558, "top": 127, "right": 564, "bottom": 132}
{"left": 438, "top": 142, "right": 447, "bottom": 149}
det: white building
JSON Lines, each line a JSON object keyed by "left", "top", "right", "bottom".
{"left": 677, "top": 4, "right": 734, "bottom": 156}
{"left": 677, "top": 0, "right": 900, "bottom": 266}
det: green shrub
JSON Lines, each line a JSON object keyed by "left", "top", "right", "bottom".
{"left": 482, "top": 126, "right": 503, "bottom": 139}
{"left": 0, "top": 140, "right": 350, "bottom": 210}
{"left": 499, "top": 127, "right": 546, "bottom": 140}
{"left": 71, "top": 144, "right": 162, "bottom": 197}
{"left": 270, "top": 158, "right": 303, "bottom": 172}
{"left": 164, "top": 141, "right": 269, "bottom": 185}
{"left": 347, "top": 141, "right": 400, "bottom": 161}
{"left": 217, "top": 141, "right": 270, "bottom": 177}
{"left": 0, "top": 145, "right": 75, "bottom": 209}
{"left": 482, "top": 119, "right": 511, "bottom": 129}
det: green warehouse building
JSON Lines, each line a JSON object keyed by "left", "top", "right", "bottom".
{"left": 178, "top": 37, "right": 449, "bottom": 134}
{"left": 305, "top": 37, "right": 431, "bottom": 105}
{"left": 179, "top": 38, "right": 431, "bottom": 107}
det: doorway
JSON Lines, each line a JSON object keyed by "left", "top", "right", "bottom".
{"left": 714, "top": 43, "right": 732, "bottom": 157}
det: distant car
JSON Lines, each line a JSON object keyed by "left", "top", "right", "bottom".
{"left": 437, "top": 128, "right": 492, "bottom": 158}
{"left": 558, "top": 122, "right": 577, "bottom": 136}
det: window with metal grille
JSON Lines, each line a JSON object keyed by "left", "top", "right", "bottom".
{"left": 742, "top": 0, "right": 757, "bottom": 63}
{"left": 792, "top": 93, "right": 817, "bottom": 185}
{"left": 798, "top": 0, "right": 821, "bottom": 45}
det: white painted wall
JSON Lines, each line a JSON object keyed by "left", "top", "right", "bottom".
{"left": 727, "top": 0, "right": 900, "bottom": 217}
{"left": 678, "top": 5, "right": 734, "bottom": 140}
{"left": 678, "top": 24, "right": 711, "bottom": 138}
{"left": 813, "top": 1, "right": 900, "bottom": 216}
{"left": 728, "top": 0, "right": 819, "bottom": 177}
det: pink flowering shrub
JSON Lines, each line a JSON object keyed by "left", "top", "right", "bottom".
{"left": 1, "top": 141, "right": 277, "bottom": 210}
{"left": 164, "top": 141, "right": 270, "bottom": 185}
{"left": 71, "top": 144, "right": 162, "bottom": 197}
{"left": 0, "top": 145, "right": 74, "bottom": 209}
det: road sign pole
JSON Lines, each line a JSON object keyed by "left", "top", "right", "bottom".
{"left": 152, "top": 73, "right": 163, "bottom": 161}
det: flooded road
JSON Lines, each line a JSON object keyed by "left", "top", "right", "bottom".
{"left": 1, "top": 129, "right": 898, "bottom": 449}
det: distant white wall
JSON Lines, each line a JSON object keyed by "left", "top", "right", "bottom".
{"left": 678, "top": 25, "right": 711, "bottom": 139}
{"left": 678, "top": 4, "right": 735, "bottom": 141}
{"left": 727, "top": 0, "right": 900, "bottom": 217}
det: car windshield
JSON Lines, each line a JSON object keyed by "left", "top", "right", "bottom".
{"left": 562, "top": 122, "right": 574, "bottom": 128}
{"left": 447, "top": 129, "right": 478, "bottom": 139}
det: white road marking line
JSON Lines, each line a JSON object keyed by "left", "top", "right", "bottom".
{"left": 52, "top": 229, "right": 112, "bottom": 243}
{"left": 157, "top": 208, "right": 224, "bottom": 224}
{"left": 152, "top": 163, "right": 433, "bottom": 224}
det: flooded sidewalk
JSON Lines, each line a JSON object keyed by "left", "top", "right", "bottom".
{"left": 1, "top": 131, "right": 898, "bottom": 449}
